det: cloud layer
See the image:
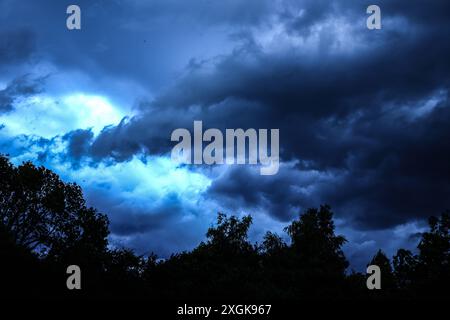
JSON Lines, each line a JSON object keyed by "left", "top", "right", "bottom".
{"left": 1, "top": 0, "right": 449, "bottom": 270}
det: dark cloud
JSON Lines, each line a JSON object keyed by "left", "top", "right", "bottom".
{"left": 128, "top": 0, "right": 274, "bottom": 27}
{"left": 321, "top": 94, "right": 450, "bottom": 229}
{"left": 2, "top": 0, "right": 450, "bottom": 265}
{"left": 64, "top": 129, "right": 94, "bottom": 160}
{"left": 0, "top": 75, "right": 45, "bottom": 113}
{"left": 73, "top": 0, "right": 450, "bottom": 232}
{"left": 89, "top": 0, "right": 450, "bottom": 168}
{"left": 208, "top": 165, "right": 325, "bottom": 221}
{"left": 83, "top": 186, "right": 212, "bottom": 257}
{"left": 0, "top": 29, "right": 35, "bottom": 67}
{"left": 89, "top": 190, "right": 186, "bottom": 237}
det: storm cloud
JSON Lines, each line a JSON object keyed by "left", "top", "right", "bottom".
{"left": 74, "top": 0, "right": 450, "bottom": 229}
{"left": 0, "top": 75, "right": 44, "bottom": 113}
{"left": 1, "top": 0, "right": 449, "bottom": 269}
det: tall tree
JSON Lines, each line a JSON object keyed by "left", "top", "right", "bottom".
{"left": 285, "top": 205, "right": 349, "bottom": 276}
{"left": 369, "top": 250, "right": 396, "bottom": 290}
{"left": 393, "top": 248, "right": 418, "bottom": 289}
{"left": 0, "top": 155, "right": 109, "bottom": 259}
{"left": 416, "top": 212, "right": 450, "bottom": 293}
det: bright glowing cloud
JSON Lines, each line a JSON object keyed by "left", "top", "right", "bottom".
{"left": 59, "top": 156, "right": 212, "bottom": 204}
{"left": 0, "top": 93, "right": 124, "bottom": 138}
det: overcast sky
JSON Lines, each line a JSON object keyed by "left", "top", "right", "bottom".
{"left": 1, "top": 0, "right": 449, "bottom": 270}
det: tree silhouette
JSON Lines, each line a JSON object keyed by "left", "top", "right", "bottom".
{"left": 0, "top": 155, "right": 109, "bottom": 259}
{"left": 285, "top": 205, "right": 348, "bottom": 274}
{"left": 145, "top": 213, "right": 262, "bottom": 299}
{"left": 393, "top": 249, "right": 418, "bottom": 289}
{"left": 369, "top": 250, "right": 396, "bottom": 290}
{"left": 415, "top": 212, "right": 450, "bottom": 295}
{"left": 261, "top": 231, "right": 287, "bottom": 256}
{"left": 390, "top": 212, "right": 450, "bottom": 297}
{"left": 280, "top": 205, "right": 348, "bottom": 297}
{"left": 2, "top": 154, "right": 450, "bottom": 300}
{"left": 418, "top": 213, "right": 450, "bottom": 273}
{"left": 203, "top": 213, "right": 254, "bottom": 254}
{"left": 0, "top": 155, "right": 109, "bottom": 297}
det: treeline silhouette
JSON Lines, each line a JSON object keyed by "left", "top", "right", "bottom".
{"left": 1, "top": 155, "right": 449, "bottom": 300}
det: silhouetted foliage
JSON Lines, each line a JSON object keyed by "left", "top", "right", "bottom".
{"left": 391, "top": 212, "right": 450, "bottom": 297}
{"left": 285, "top": 205, "right": 348, "bottom": 275}
{"left": 261, "top": 231, "right": 287, "bottom": 256}
{"left": 393, "top": 249, "right": 418, "bottom": 289}
{"left": 1, "top": 154, "right": 450, "bottom": 300}
{"left": 369, "top": 250, "right": 396, "bottom": 291}
{"left": 0, "top": 156, "right": 109, "bottom": 259}
{"left": 418, "top": 213, "right": 450, "bottom": 279}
